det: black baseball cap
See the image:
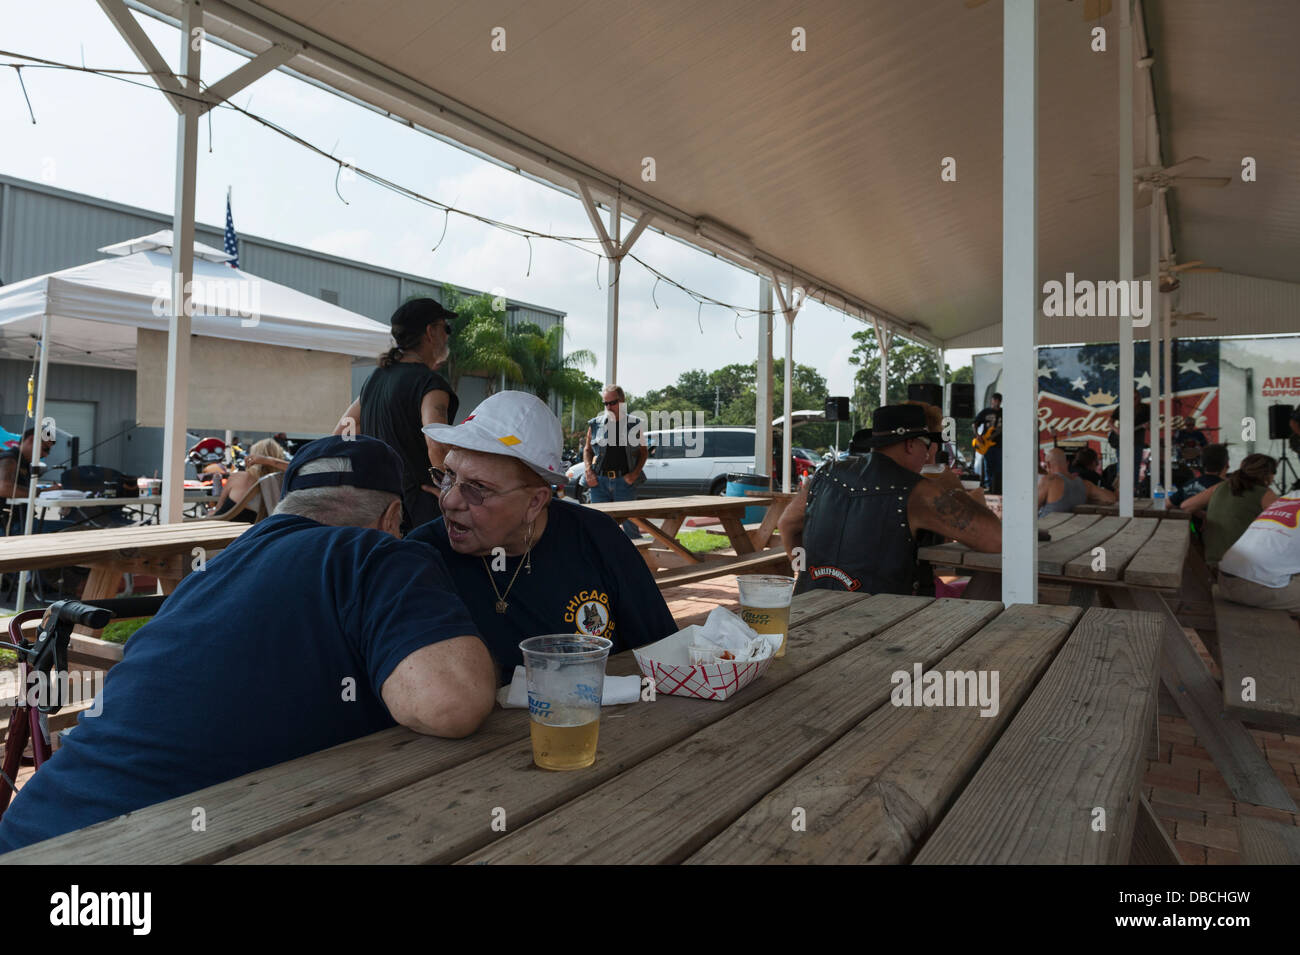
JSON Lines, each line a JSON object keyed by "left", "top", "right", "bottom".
{"left": 282, "top": 435, "right": 404, "bottom": 497}
{"left": 390, "top": 297, "right": 456, "bottom": 334}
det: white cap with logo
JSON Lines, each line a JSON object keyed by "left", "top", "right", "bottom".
{"left": 422, "top": 391, "right": 567, "bottom": 485}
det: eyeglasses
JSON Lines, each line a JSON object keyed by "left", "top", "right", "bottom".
{"left": 428, "top": 467, "right": 527, "bottom": 507}
{"left": 603, "top": 400, "right": 621, "bottom": 407}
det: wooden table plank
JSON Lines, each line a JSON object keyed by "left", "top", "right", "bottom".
{"left": 1129, "top": 795, "right": 1182, "bottom": 865}
{"left": 1036, "top": 516, "right": 1132, "bottom": 575}
{"left": 962, "top": 514, "right": 1100, "bottom": 571}
{"left": 1239, "top": 816, "right": 1300, "bottom": 865}
{"left": 1123, "top": 518, "right": 1189, "bottom": 589}
{"left": 913, "top": 607, "right": 1164, "bottom": 864}
{"left": 1216, "top": 596, "right": 1300, "bottom": 733}
{"left": 461, "top": 598, "right": 1006, "bottom": 865}
{"left": 687, "top": 603, "right": 1080, "bottom": 865}
{"left": 630, "top": 517, "right": 701, "bottom": 564}
{"left": 917, "top": 511, "right": 1079, "bottom": 568}
{"left": 586, "top": 495, "right": 770, "bottom": 521}
{"left": 0, "top": 523, "right": 248, "bottom": 571}
{"left": 1063, "top": 517, "right": 1157, "bottom": 582}
{"left": 222, "top": 593, "right": 934, "bottom": 864}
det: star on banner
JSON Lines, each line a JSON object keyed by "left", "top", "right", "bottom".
{"left": 1037, "top": 364, "right": 1055, "bottom": 379}
{"left": 1178, "top": 358, "right": 1206, "bottom": 376}
{"left": 1134, "top": 371, "right": 1152, "bottom": 391}
{"left": 1070, "top": 376, "right": 1088, "bottom": 391}
{"left": 1102, "top": 362, "right": 1117, "bottom": 371}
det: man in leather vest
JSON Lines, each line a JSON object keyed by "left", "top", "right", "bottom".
{"left": 778, "top": 404, "right": 1001, "bottom": 596}
{"left": 583, "top": 384, "right": 649, "bottom": 537}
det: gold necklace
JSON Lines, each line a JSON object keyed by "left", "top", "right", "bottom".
{"left": 481, "top": 522, "right": 535, "bottom": 614}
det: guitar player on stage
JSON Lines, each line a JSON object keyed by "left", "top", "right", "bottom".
{"left": 972, "top": 392, "right": 1003, "bottom": 495}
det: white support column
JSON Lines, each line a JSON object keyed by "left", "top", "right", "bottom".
{"left": 770, "top": 274, "right": 802, "bottom": 493}
{"left": 1117, "top": 0, "right": 1135, "bottom": 517}
{"left": 14, "top": 313, "right": 52, "bottom": 612}
{"left": 576, "top": 183, "right": 653, "bottom": 387}
{"left": 1163, "top": 291, "right": 1174, "bottom": 493}
{"left": 1001, "top": 0, "right": 1038, "bottom": 606}
{"left": 755, "top": 276, "right": 774, "bottom": 482}
{"left": 1147, "top": 187, "right": 1161, "bottom": 494}
{"left": 938, "top": 347, "right": 948, "bottom": 419}
{"left": 161, "top": 0, "right": 202, "bottom": 525}
{"left": 606, "top": 192, "right": 621, "bottom": 384}
{"left": 874, "top": 321, "right": 893, "bottom": 407}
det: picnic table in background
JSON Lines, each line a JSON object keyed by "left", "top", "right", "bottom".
{"left": 6, "top": 492, "right": 216, "bottom": 529}
{"left": 0, "top": 522, "right": 250, "bottom": 641}
{"left": 586, "top": 494, "right": 791, "bottom": 586}
{"left": 1074, "top": 499, "right": 1191, "bottom": 519}
{"left": 0, "top": 591, "right": 1171, "bottom": 865}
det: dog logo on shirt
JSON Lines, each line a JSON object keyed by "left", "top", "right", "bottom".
{"left": 565, "top": 589, "right": 614, "bottom": 637}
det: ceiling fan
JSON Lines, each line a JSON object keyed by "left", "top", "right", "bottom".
{"left": 1159, "top": 259, "right": 1222, "bottom": 293}
{"left": 1070, "top": 157, "right": 1231, "bottom": 208}
{"left": 966, "top": 0, "right": 1111, "bottom": 19}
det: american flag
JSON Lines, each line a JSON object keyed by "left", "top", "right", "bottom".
{"left": 224, "top": 186, "right": 239, "bottom": 269}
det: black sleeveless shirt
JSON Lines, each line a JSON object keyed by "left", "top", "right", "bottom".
{"left": 795, "top": 452, "right": 937, "bottom": 597}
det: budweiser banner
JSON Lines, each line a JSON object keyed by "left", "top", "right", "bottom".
{"left": 973, "top": 335, "right": 1300, "bottom": 469}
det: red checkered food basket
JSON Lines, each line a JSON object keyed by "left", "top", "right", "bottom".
{"left": 634, "top": 630, "right": 778, "bottom": 701}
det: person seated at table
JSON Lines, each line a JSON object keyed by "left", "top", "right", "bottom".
{"left": 1217, "top": 492, "right": 1300, "bottom": 612}
{"left": 1171, "top": 443, "right": 1229, "bottom": 509}
{"left": 777, "top": 404, "right": 1002, "bottom": 597}
{"left": 212, "top": 438, "right": 289, "bottom": 522}
{"left": 409, "top": 390, "right": 678, "bottom": 686}
{"left": 1069, "top": 447, "right": 1103, "bottom": 486}
{"left": 1039, "top": 448, "right": 1115, "bottom": 516}
{"left": 0, "top": 427, "right": 59, "bottom": 501}
{"left": 0, "top": 436, "right": 496, "bottom": 853}
{"left": 1180, "top": 453, "right": 1278, "bottom": 567}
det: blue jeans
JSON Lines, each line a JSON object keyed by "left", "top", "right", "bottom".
{"left": 588, "top": 474, "right": 641, "bottom": 538}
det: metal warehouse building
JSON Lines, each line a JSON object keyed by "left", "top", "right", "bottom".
{"left": 0, "top": 173, "right": 567, "bottom": 476}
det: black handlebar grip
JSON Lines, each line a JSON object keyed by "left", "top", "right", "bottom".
{"left": 78, "top": 595, "right": 167, "bottom": 619}
{"left": 54, "top": 600, "right": 112, "bottom": 630}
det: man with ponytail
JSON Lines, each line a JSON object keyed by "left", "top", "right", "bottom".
{"left": 336, "top": 298, "right": 459, "bottom": 532}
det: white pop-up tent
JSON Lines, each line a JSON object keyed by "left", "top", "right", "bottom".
{"left": 0, "top": 231, "right": 392, "bottom": 368}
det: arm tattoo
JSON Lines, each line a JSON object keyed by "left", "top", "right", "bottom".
{"left": 933, "top": 487, "right": 981, "bottom": 531}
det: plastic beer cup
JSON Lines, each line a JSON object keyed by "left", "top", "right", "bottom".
{"left": 737, "top": 574, "right": 796, "bottom": 658}
{"left": 519, "top": 635, "right": 613, "bottom": 771}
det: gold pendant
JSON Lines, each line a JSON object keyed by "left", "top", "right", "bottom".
{"left": 495, "top": 599, "right": 508, "bottom": 614}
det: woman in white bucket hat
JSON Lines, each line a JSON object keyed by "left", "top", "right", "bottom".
{"left": 409, "top": 391, "right": 677, "bottom": 685}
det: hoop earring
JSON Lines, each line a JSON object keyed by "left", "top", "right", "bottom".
{"left": 524, "top": 520, "right": 535, "bottom": 574}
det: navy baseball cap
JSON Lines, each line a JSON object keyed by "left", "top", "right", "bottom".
{"left": 282, "top": 435, "right": 404, "bottom": 497}
{"left": 390, "top": 297, "right": 456, "bottom": 334}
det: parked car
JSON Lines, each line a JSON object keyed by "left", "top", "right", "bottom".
{"left": 641, "top": 427, "right": 762, "bottom": 497}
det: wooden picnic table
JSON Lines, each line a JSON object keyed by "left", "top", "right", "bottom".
{"left": 0, "top": 590, "right": 1170, "bottom": 865}
{"left": 0, "top": 522, "right": 250, "bottom": 631}
{"left": 1074, "top": 498, "right": 1190, "bottom": 519}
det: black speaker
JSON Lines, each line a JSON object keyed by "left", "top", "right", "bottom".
{"left": 1268, "top": 404, "right": 1295, "bottom": 440}
{"left": 824, "top": 396, "right": 849, "bottom": 422}
{"left": 907, "top": 383, "right": 942, "bottom": 407}
{"left": 950, "top": 382, "right": 975, "bottom": 419}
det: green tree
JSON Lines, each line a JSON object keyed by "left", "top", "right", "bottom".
{"left": 440, "top": 285, "right": 521, "bottom": 393}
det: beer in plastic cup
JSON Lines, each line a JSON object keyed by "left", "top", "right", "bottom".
{"left": 519, "top": 635, "right": 612, "bottom": 771}
{"left": 737, "top": 574, "right": 796, "bottom": 658}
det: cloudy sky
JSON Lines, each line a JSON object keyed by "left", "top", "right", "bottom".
{"left": 2, "top": 1, "right": 988, "bottom": 398}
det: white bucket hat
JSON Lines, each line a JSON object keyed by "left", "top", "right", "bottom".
{"left": 422, "top": 391, "right": 566, "bottom": 485}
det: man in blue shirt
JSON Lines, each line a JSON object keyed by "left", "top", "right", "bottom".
{"left": 412, "top": 391, "right": 678, "bottom": 685}
{"left": 0, "top": 436, "right": 496, "bottom": 853}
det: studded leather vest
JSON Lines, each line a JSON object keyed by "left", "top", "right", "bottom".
{"left": 795, "top": 452, "right": 936, "bottom": 597}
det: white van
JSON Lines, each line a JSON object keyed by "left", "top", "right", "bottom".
{"left": 642, "top": 427, "right": 758, "bottom": 497}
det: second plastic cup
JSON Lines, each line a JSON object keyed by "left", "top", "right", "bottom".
{"left": 519, "top": 635, "right": 613, "bottom": 771}
{"left": 737, "top": 574, "right": 796, "bottom": 658}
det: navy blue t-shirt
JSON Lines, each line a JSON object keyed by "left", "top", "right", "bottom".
{"left": 0, "top": 514, "right": 480, "bottom": 853}
{"left": 408, "top": 498, "right": 678, "bottom": 685}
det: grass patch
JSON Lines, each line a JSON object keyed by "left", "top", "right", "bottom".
{"left": 675, "top": 529, "right": 733, "bottom": 555}
{"left": 101, "top": 617, "right": 151, "bottom": 645}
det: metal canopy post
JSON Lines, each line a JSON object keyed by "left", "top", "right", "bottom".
{"left": 770, "top": 273, "right": 802, "bottom": 493}
{"left": 1117, "top": 0, "right": 1136, "bottom": 517}
{"left": 756, "top": 276, "right": 774, "bottom": 483}
{"left": 1001, "top": 0, "right": 1038, "bottom": 606}
{"left": 1147, "top": 189, "right": 1162, "bottom": 496}
{"left": 1163, "top": 282, "right": 1174, "bottom": 493}
{"left": 577, "top": 182, "right": 653, "bottom": 384}
{"left": 937, "top": 346, "right": 948, "bottom": 420}
{"left": 98, "top": 0, "right": 304, "bottom": 523}
{"left": 14, "top": 313, "right": 52, "bottom": 612}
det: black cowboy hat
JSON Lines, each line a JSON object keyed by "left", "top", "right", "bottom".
{"left": 864, "top": 404, "right": 930, "bottom": 449}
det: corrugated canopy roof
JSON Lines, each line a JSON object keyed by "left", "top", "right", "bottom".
{"left": 132, "top": 0, "right": 1300, "bottom": 347}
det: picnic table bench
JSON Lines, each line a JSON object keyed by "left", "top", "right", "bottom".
{"left": 1073, "top": 499, "right": 1190, "bottom": 519}
{"left": 1213, "top": 588, "right": 1300, "bottom": 733}
{"left": 588, "top": 494, "right": 790, "bottom": 587}
{"left": 0, "top": 591, "right": 1169, "bottom": 865}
